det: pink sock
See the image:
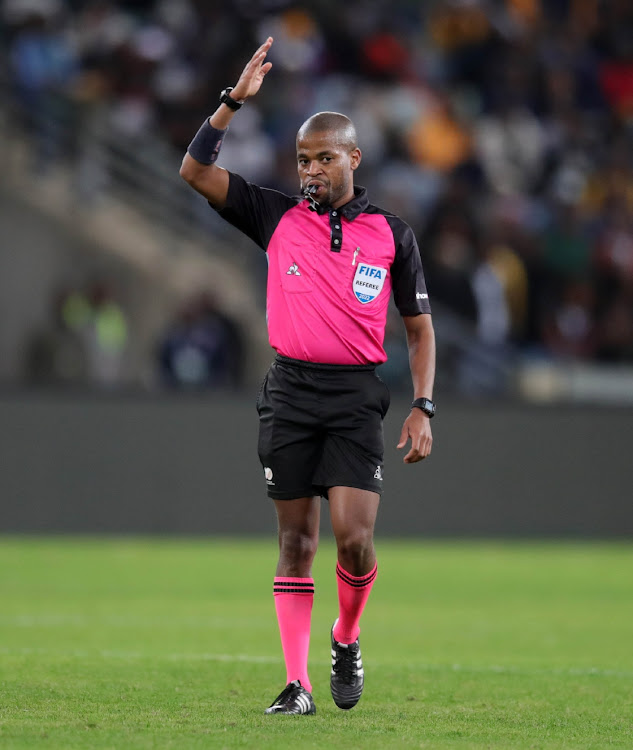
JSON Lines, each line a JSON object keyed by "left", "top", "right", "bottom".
{"left": 332, "top": 562, "right": 377, "bottom": 645}
{"left": 273, "top": 577, "right": 314, "bottom": 693}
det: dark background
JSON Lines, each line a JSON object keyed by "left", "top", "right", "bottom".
{"left": 2, "top": 1, "right": 633, "bottom": 540}
{"left": 2, "top": 394, "right": 631, "bottom": 536}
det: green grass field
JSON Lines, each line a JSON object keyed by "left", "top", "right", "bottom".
{"left": 1, "top": 537, "right": 632, "bottom": 749}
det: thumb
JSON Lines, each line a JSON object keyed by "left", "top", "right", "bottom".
{"left": 397, "top": 424, "right": 409, "bottom": 449}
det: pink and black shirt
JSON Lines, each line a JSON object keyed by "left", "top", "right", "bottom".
{"left": 217, "top": 172, "right": 431, "bottom": 365}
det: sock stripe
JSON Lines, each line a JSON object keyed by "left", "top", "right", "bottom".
{"left": 274, "top": 579, "right": 314, "bottom": 588}
{"left": 336, "top": 563, "right": 377, "bottom": 588}
{"left": 273, "top": 579, "right": 315, "bottom": 595}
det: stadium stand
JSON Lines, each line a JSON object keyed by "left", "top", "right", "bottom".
{"left": 2, "top": 0, "right": 633, "bottom": 400}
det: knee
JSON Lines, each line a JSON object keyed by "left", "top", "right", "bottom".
{"left": 336, "top": 530, "right": 374, "bottom": 573}
{"left": 278, "top": 529, "right": 318, "bottom": 571}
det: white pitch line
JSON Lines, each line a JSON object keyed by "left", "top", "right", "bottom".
{"left": 0, "top": 646, "right": 632, "bottom": 678}
{"left": 0, "top": 646, "right": 283, "bottom": 664}
{"left": 0, "top": 614, "right": 271, "bottom": 628}
{"left": 423, "top": 662, "right": 633, "bottom": 679}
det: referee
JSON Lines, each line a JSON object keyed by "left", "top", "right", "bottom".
{"left": 180, "top": 37, "right": 436, "bottom": 715}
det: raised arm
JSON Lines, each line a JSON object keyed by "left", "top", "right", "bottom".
{"left": 179, "top": 37, "right": 274, "bottom": 208}
{"left": 397, "top": 313, "right": 436, "bottom": 463}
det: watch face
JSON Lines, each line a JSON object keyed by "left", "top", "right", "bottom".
{"left": 412, "top": 398, "right": 435, "bottom": 416}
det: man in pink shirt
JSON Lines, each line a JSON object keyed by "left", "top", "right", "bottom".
{"left": 180, "top": 37, "right": 436, "bottom": 716}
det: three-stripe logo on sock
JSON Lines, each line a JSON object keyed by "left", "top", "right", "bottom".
{"left": 273, "top": 580, "right": 315, "bottom": 595}
{"left": 336, "top": 563, "right": 377, "bottom": 588}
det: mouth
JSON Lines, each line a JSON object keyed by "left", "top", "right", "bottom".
{"left": 304, "top": 182, "right": 325, "bottom": 197}
{"left": 303, "top": 182, "right": 329, "bottom": 213}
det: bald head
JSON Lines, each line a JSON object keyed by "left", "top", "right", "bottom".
{"left": 296, "top": 112, "right": 358, "bottom": 152}
{"left": 296, "top": 111, "right": 362, "bottom": 209}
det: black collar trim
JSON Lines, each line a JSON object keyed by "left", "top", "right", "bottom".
{"left": 335, "top": 186, "right": 369, "bottom": 221}
{"left": 303, "top": 186, "right": 368, "bottom": 220}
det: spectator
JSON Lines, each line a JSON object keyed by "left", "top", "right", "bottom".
{"left": 541, "top": 279, "right": 599, "bottom": 361}
{"left": 157, "top": 292, "right": 243, "bottom": 390}
{"left": 8, "top": 9, "right": 78, "bottom": 169}
{"left": 23, "top": 288, "right": 90, "bottom": 386}
{"left": 5, "top": 0, "right": 633, "bottom": 389}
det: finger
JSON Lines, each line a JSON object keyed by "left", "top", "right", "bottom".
{"left": 410, "top": 431, "right": 422, "bottom": 455}
{"left": 245, "top": 52, "right": 267, "bottom": 71}
{"left": 246, "top": 56, "right": 272, "bottom": 79}
{"left": 420, "top": 434, "right": 433, "bottom": 457}
{"left": 245, "top": 42, "right": 273, "bottom": 69}
{"left": 403, "top": 449, "right": 423, "bottom": 464}
{"left": 252, "top": 37, "right": 273, "bottom": 59}
{"left": 397, "top": 425, "right": 409, "bottom": 449}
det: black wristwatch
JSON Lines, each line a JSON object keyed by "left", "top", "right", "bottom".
{"left": 220, "top": 87, "right": 243, "bottom": 111}
{"left": 411, "top": 397, "right": 436, "bottom": 418}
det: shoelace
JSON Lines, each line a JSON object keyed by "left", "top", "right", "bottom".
{"left": 333, "top": 643, "right": 359, "bottom": 683}
{"left": 271, "top": 683, "right": 296, "bottom": 707}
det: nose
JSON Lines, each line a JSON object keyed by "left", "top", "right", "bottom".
{"left": 306, "top": 161, "right": 322, "bottom": 176}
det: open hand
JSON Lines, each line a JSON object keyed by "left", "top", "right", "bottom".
{"left": 232, "top": 37, "right": 274, "bottom": 101}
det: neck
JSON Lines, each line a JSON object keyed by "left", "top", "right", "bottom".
{"left": 331, "top": 187, "right": 356, "bottom": 210}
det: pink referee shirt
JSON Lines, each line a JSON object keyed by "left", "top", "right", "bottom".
{"left": 217, "top": 173, "right": 431, "bottom": 365}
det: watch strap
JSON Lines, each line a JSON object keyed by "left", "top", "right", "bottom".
{"left": 411, "top": 397, "right": 436, "bottom": 418}
{"left": 220, "top": 87, "right": 243, "bottom": 111}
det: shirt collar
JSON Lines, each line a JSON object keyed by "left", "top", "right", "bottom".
{"left": 336, "top": 186, "right": 368, "bottom": 221}
{"left": 304, "top": 185, "right": 368, "bottom": 220}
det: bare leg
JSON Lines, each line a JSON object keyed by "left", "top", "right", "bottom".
{"left": 274, "top": 496, "right": 320, "bottom": 576}
{"left": 328, "top": 487, "right": 380, "bottom": 576}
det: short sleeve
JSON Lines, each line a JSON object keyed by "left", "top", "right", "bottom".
{"left": 387, "top": 216, "right": 432, "bottom": 317}
{"left": 216, "top": 172, "right": 297, "bottom": 250}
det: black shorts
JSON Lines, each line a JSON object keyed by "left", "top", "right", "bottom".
{"left": 256, "top": 355, "right": 391, "bottom": 500}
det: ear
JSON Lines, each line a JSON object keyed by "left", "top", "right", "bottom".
{"left": 350, "top": 148, "right": 362, "bottom": 171}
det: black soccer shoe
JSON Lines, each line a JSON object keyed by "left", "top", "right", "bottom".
{"left": 330, "top": 623, "right": 364, "bottom": 710}
{"left": 264, "top": 680, "right": 316, "bottom": 715}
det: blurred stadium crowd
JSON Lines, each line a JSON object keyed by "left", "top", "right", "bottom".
{"left": 3, "top": 0, "right": 633, "bottom": 392}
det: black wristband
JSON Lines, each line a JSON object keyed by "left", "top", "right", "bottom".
{"left": 186, "top": 120, "right": 227, "bottom": 165}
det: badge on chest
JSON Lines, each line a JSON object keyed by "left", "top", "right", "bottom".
{"left": 353, "top": 263, "right": 387, "bottom": 304}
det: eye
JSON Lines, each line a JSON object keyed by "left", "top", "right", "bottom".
{"left": 322, "top": 156, "right": 332, "bottom": 163}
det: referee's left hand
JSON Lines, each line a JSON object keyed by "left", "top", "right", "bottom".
{"left": 397, "top": 410, "right": 433, "bottom": 463}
